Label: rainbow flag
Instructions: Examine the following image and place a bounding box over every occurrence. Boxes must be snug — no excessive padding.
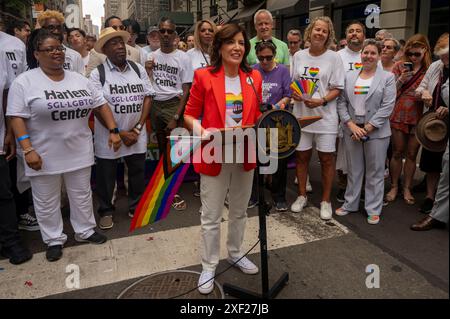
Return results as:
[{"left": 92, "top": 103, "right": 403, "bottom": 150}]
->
[{"left": 129, "top": 157, "right": 190, "bottom": 232}]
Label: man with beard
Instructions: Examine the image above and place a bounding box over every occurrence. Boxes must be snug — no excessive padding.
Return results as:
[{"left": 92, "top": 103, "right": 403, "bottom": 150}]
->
[{"left": 336, "top": 21, "right": 366, "bottom": 203}]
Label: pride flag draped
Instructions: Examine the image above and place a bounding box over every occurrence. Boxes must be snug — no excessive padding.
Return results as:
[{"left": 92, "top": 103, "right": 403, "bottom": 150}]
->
[
  {"left": 129, "top": 135, "right": 201, "bottom": 232},
  {"left": 129, "top": 157, "right": 189, "bottom": 232}
]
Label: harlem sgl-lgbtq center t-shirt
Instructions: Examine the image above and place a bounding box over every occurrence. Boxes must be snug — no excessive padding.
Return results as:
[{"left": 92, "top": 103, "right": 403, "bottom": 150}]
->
[
  {"left": 6, "top": 68, "right": 107, "bottom": 177},
  {"left": 90, "top": 60, "right": 155, "bottom": 159},
  {"left": 148, "top": 49, "right": 194, "bottom": 101}
]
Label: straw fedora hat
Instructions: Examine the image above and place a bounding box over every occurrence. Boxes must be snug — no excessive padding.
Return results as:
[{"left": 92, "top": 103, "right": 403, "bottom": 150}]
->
[
  {"left": 94, "top": 27, "right": 130, "bottom": 54},
  {"left": 416, "top": 111, "right": 448, "bottom": 152}
]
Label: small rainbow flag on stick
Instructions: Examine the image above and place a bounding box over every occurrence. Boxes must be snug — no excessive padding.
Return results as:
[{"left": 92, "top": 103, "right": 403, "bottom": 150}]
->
[{"left": 129, "top": 157, "right": 190, "bottom": 232}]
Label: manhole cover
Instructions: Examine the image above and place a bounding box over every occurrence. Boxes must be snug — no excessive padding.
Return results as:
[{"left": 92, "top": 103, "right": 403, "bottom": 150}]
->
[{"left": 117, "top": 270, "right": 224, "bottom": 299}]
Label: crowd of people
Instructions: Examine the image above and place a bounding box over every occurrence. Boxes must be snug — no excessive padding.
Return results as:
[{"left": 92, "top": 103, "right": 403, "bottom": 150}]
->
[{"left": 0, "top": 8, "right": 448, "bottom": 295}]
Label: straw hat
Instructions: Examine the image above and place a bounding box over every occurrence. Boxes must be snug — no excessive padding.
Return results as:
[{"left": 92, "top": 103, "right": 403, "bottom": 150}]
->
[
  {"left": 416, "top": 111, "right": 448, "bottom": 152},
  {"left": 94, "top": 27, "right": 130, "bottom": 54}
]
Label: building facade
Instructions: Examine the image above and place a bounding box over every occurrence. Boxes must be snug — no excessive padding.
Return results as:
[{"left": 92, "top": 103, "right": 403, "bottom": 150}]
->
[{"left": 189, "top": 0, "right": 448, "bottom": 47}]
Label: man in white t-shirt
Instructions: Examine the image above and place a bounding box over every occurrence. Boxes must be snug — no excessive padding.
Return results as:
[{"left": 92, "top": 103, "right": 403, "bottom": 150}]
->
[
  {"left": 0, "top": 29, "right": 39, "bottom": 231},
  {"left": 336, "top": 21, "right": 366, "bottom": 203},
  {"left": 145, "top": 17, "right": 193, "bottom": 210},
  {"left": 0, "top": 49, "right": 33, "bottom": 265},
  {"left": 90, "top": 27, "right": 155, "bottom": 229},
  {"left": 37, "top": 10, "right": 84, "bottom": 74},
  {"left": 0, "top": 31, "right": 27, "bottom": 78}
]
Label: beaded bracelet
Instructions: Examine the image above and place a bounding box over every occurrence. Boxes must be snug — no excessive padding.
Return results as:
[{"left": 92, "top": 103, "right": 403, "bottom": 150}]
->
[{"left": 22, "top": 147, "right": 35, "bottom": 156}]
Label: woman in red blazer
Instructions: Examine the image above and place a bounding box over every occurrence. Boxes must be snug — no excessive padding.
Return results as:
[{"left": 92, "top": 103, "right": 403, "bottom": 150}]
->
[{"left": 184, "top": 24, "right": 262, "bottom": 295}]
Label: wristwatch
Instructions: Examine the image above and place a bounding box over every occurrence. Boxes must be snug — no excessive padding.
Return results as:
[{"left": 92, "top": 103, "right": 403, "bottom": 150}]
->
[
  {"left": 109, "top": 127, "right": 120, "bottom": 134},
  {"left": 322, "top": 97, "right": 328, "bottom": 106},
  {"left": 134, "top": 123, "right": 143, "bottom": 132},
  {"left": 173, "top": 113, "right": 180, "bottom": 121}
]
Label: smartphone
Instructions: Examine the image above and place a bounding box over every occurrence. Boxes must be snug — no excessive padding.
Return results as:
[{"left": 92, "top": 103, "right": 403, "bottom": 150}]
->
[{"left": 403, "top": 62, "right": 413, "bottom": 72}]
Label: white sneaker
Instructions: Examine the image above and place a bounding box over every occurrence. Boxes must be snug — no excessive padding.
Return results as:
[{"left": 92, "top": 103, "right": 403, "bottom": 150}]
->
[
  {"left": 335, "top": 207, "right": 349, "bottom": 217},
  {"left": 306, "top": 176, "right": 313, "bottom": 193},
  {"left": 227, "top": 256, "right": 259, "bottom": 275},
  {"left": 291, "top": 196, "right": 307, "bottom": 213},
  {"left": 320, "top": 201, "right": 333, "bottom": 220},
  {"left": 198, "top": 270, "right": 215, "bottom": 294}
]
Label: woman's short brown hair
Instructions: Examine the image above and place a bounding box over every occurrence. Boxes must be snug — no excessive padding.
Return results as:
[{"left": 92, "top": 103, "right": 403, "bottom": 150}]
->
[
  {"left": 402, "top": 33, "right": 432, "bottom": 69},
  {"left": 210, "top": 23, "right": 251, "bottom": 73}
]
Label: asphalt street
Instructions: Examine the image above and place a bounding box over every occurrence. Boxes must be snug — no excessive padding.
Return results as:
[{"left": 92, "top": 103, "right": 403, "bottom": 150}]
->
[{"left": 0, "top": 152, "right": 448, "bottom": 300}]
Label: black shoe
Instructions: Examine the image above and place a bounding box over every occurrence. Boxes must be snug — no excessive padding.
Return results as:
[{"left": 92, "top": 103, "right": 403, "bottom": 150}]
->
[
  {"left": 46, "top": 245, "right": 63, "bottom": 262},
  {"left": 193, "top": 181, "right": 201, "bottom": 197},
  {"left": 274, "top": 201, "right": 288, "bottom": 212},
  {"left": 1, "top": 243, "right": 33, "bottom": 265},
  {"left": 419, "top": 198, "right": 434, "bottom": 214},
  {"left": 336, "top": 189, "right": 345, "bottom": 203},
  {"left": 75, "top": 231, "right": 107, "bottom": 244},
  {"left": 248, "top": 199, "right": 259, "bottom": 209}
]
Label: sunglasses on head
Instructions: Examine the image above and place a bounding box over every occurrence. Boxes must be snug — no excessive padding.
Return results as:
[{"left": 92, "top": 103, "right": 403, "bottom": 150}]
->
[
  {"left": 111, "top": 25, "right": 126, "bottom": 31},
  {"left": 257, "top": 55, "right": 274, "bottom": 62},
  {"left": 159, "top": 28, "right": 175, "bottom": 35},
  {"left": 406, "top": 51, "right": 422, "bottom": 57}
]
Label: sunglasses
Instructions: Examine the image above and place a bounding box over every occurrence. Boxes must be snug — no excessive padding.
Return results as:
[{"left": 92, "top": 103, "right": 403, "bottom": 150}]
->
[
  {"left": 200, "top": 28, "right": 214, "bottom": 33},
  {"left": 405, "top": 52, "right": 422, "bottom": 57},
  {"left": 111, "top": 25, "right": 126, "bottom": 31},
  {"left": 43, "top": 24, "right": 63, "bottom": 31},
  {"left": 257, "top": 55, "right": 274, "bottom": 62},
  {"left": 159, "top": 28, "right": 175, "bottom": 35},
  {"left": 37, "top": 46, "right": 66, "bottom": 54}
]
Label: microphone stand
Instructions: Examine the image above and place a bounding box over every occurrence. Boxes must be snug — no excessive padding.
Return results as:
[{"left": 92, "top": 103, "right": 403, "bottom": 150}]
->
[{"left": 222, "top": 142, "right": 289, "bottom": 299}]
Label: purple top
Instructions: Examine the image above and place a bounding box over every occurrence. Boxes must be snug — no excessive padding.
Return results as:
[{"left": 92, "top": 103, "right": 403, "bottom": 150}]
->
[{"left": 253, "top": 63, "right": 291, "bottom": 106}]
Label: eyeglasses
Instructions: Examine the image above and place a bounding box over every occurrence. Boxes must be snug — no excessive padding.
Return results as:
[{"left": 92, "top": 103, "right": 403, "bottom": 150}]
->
[
  {"left": 288, "top": 41, "right": 300, "bottom": 45},
  {"left": 257, "top": 55, "right": 274, "bottom": 62},
  {"left": 382, "top": 45, "right": 393, "bottom": 50},
  {"left": 111, "top": 25, "right": 126, "bottom": 31},
  {"left": 405, "top": 52, "right": 422, "bottom": 57},
  {"left": 159, "top": 28, "right": 175, "bottom": 35},
  {"left": 43, "top": 24, "right": 63, "bottom": 32},
  {"left": 37, "top": 46, "right": 66, "bottom": 54}
]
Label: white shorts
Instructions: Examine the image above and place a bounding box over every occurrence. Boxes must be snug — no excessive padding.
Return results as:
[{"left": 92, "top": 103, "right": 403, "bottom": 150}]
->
[{"left": 296, "top": 132, "right": 337, "bottom": 153}]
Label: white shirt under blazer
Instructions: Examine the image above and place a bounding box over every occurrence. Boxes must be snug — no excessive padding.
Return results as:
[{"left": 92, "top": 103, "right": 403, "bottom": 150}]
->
[{"left": 337, "top": 66, "right": 397, "bottom": 139}]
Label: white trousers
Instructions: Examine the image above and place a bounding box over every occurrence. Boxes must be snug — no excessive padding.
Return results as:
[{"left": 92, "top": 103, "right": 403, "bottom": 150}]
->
[
  {"left": 200, "top": 164, "right": 254, "bottom": 272},
  {"left": 29, "top": 167, "right": 96, "bottom": 246}
]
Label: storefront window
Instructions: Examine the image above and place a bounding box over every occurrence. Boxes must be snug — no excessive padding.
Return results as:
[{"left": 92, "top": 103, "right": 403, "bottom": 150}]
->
[{"left": 428, "top": 0, "right": 449, "bottom": 48}]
